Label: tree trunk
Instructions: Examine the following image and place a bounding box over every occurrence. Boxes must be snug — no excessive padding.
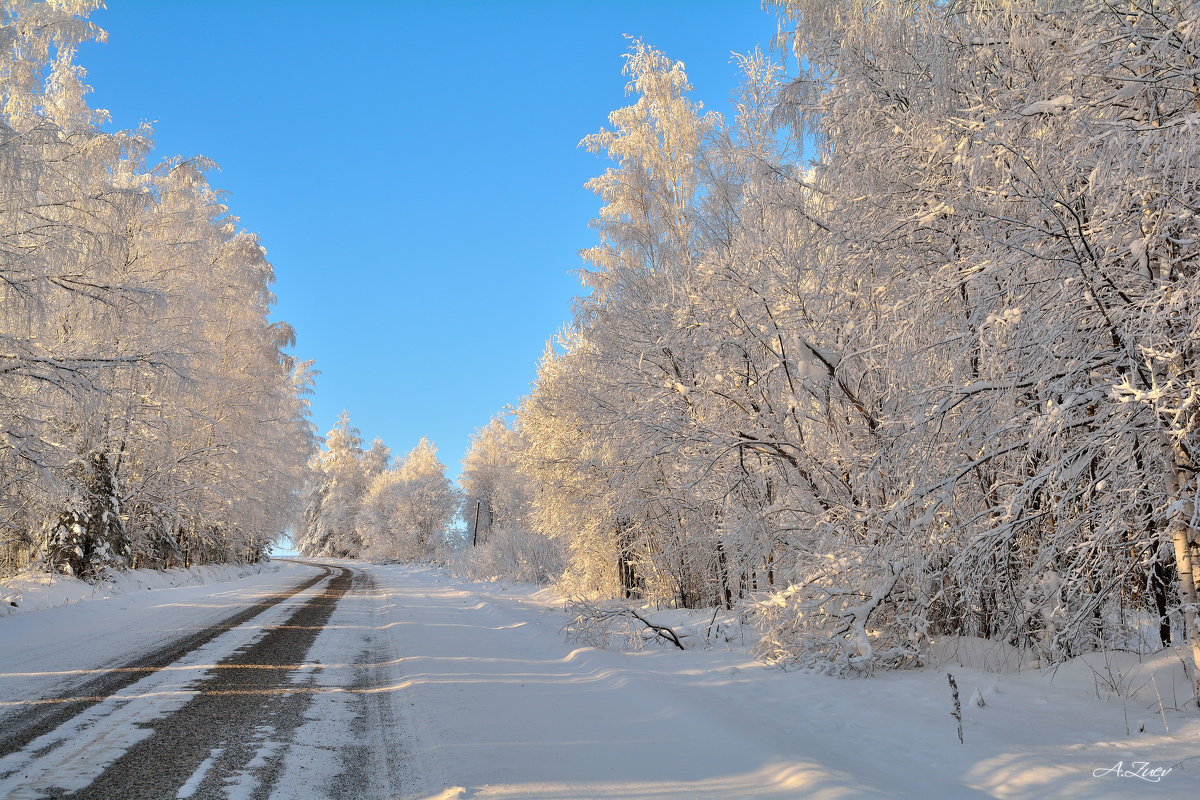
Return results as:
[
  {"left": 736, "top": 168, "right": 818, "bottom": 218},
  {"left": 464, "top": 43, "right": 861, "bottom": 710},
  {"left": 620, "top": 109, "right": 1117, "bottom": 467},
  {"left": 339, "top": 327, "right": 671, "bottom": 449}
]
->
[
  {"left": 1150, "top": 547, "right": 1175, "bottom": 647},
  {"left": 716, "top": 539, "right": 733, "bottom": 610},
  {"left": 1166, "top": 455, "right": 1200, "bottom": 706},
  {"left": 616, "top": 520, "right": 640, "bottom": 600}
]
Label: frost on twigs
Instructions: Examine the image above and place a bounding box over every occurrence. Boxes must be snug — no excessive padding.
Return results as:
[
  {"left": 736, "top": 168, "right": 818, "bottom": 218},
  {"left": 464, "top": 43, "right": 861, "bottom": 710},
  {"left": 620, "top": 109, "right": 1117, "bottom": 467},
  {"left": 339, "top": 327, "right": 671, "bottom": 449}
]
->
[
  {"left": 751, "top": 553, "right": 924, "bottom": 675},
  {"left": 1018, "top": 95, "right": 1074, "bottom": 116}
]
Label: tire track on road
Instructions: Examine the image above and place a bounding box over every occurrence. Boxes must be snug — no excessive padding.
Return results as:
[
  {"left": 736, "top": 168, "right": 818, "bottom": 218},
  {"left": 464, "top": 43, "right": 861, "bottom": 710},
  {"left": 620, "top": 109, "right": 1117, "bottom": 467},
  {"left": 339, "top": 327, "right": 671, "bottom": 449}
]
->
[
  {"left": 65, "top": 565, "right": 354, "bottom": 800},
  {"left": 0, "top": 564, "right": 332, "bottom": 759}
]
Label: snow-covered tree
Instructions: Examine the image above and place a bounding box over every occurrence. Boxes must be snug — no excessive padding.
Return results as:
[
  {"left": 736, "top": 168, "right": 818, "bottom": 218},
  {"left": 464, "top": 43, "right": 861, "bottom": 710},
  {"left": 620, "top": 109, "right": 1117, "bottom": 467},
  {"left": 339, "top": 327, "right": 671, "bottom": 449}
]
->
[
  {"left": 299, "top": 412, "right": 371, "bottom": 558},
  {"left": 748, "top": 0, "right": 1200, "bottom": 681},
  {"left": 43, "top": 452, "right": 130, "bottom": 579},
  {"left": 460, "top": 413, "right": 533, "bottom": 544},
  {"left": 299, "top": 419, "right": 458, "bottom": 564},
  {"left": 390, "top": 438, "right": 459, "bottom": 561},
  {"left": 454, "top": 413, "right": 563, "bottom": 583},
  {"left": 509, "top": 2, "right": 1200, "bottom": 689},
  {"left": 0, "top": 0, "right": 315, "bottom": 577}
]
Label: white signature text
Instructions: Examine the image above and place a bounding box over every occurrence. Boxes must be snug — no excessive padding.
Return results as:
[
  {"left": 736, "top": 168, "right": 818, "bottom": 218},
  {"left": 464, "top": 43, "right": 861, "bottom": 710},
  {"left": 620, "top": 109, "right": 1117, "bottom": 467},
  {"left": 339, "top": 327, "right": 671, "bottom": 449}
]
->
[{"left": 1091, "top": 761, "right": 1172, "bottom": 782}]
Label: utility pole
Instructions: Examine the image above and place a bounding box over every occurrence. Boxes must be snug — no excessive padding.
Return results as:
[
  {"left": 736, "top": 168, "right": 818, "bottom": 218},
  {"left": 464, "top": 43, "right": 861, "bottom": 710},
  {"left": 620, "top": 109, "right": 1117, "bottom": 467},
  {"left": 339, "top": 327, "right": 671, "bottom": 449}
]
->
[{"left": 471, "top": 499, "right": 481, "bottom": 547}]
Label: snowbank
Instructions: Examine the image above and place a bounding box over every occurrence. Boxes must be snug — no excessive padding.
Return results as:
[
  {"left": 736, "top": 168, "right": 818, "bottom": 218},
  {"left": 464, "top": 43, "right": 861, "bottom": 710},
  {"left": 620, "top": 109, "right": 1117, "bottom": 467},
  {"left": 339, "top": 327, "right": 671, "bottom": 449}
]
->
[{"left": 0, "top": 561, "right": 288, "bottom": 618}]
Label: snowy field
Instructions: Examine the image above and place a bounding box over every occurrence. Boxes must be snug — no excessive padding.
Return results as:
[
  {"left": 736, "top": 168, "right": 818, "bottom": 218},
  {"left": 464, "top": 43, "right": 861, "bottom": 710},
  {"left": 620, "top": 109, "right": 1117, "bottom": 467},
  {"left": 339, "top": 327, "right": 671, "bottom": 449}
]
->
[{"left": 1, "top": 560, "right": 1196, "bottom": 799}]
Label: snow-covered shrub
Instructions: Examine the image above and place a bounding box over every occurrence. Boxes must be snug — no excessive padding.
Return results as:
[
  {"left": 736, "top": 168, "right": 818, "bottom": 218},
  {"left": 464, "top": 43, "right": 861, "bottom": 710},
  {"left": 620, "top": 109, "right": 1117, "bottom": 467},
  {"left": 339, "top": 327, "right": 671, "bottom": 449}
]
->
[
  {"left": 450, "top": 525, "right": 564, "bottom": 585},
  {"left": 752, "top": 552, "right": 926, "bottom": 675}
]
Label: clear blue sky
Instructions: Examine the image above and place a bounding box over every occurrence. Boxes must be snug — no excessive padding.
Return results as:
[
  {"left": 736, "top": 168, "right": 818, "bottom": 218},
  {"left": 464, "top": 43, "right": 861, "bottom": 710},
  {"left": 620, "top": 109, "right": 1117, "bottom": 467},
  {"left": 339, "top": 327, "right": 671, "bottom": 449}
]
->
[{"left": 81, "top": 1, "right": 783, "bottom": 481}]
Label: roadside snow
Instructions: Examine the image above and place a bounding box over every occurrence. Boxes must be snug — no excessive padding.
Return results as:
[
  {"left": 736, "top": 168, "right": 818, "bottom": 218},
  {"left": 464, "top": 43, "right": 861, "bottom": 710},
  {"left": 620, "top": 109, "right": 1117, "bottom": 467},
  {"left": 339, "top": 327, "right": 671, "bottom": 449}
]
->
[
  {"left": 0, "top": 561, "right": 297, "bottom": 618},
  {"left": 0, "top": 559, "right": 324, "bottom": 718},
  {"left": 2, "top": 560, "right": 1196, "bottom": 799},
  {"left": 300, "top": 564, "right": 1198, "bottom": 800}
]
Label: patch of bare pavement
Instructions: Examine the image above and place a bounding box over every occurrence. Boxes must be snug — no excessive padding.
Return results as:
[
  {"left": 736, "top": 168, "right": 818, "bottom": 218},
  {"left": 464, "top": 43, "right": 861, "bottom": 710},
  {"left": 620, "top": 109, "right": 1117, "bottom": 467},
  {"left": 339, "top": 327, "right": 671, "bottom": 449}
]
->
[
  {"left": 0, "top": 565, "right": 334, "bottom": 760},
  {"left": 0, "top": 563, "right": 389, "bottom": 800}
]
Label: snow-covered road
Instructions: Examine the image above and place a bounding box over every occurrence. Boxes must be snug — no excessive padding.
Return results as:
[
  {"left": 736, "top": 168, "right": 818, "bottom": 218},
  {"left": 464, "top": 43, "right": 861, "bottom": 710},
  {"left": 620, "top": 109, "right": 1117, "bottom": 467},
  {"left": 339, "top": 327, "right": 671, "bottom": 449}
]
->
[{"left": 1, "top": 560, "right": 1195, "bottom": 799}]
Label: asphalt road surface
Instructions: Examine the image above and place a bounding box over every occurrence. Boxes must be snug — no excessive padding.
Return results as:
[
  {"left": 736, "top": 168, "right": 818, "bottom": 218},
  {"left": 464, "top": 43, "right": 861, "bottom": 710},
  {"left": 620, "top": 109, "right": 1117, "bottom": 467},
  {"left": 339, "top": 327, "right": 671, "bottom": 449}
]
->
[{"left": 0, "top": 563, "right": 399, "bottom": 800}]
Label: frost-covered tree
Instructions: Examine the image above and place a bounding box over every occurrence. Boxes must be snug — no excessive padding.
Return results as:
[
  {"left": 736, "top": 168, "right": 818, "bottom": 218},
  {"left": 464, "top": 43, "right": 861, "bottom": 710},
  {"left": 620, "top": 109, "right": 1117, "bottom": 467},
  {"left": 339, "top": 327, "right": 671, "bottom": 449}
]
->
[
  {"left": 460, "top": 413, "right": 533, "bottom": 544},
  {"left": 510, "top": 1, "right": 1200, "bottom": 690},
  {"left": 356, "top": 467, "right": 402, "bottom": 558},
  {"left": 455, "top": 412, "right": 563, "bottom": 583},
  {"left": 391, "top": 438, "right": 459, "bottom": 561},
  {"left": 517, "top": 335, "right": 623, "bottom": 596},
  {"left": 299, "top": 412, "right": 371, "bottom": 558},
  {"left": 533, "top": 38, "right": 728, "bottom": 604},
  {"left": 0, "top": 0, "right": 314, "bottom": 577},
  {"left": 752, "top": 0, "right": 1200, "bottom": 681},
  {"left": 299, "top": 420, "right": 457, "bottom": 564}
]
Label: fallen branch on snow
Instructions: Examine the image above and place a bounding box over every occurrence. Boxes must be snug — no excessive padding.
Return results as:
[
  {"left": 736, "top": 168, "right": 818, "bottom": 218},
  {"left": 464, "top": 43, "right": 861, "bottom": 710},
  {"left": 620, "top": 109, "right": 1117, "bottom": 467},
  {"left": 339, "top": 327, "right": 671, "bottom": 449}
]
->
[
  {"left": 628, "top": 608, "right": 685, "bottom": 650},
  {"left": 563, "top": 598, "right": 687, "bottom": 651}
]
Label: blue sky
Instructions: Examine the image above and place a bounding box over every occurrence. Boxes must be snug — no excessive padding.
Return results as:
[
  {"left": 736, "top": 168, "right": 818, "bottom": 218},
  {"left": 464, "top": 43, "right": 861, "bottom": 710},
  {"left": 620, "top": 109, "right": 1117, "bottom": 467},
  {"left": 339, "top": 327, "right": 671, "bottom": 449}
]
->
[{"left": 81, "top": 1, "right": 783, "bottom": 481}]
